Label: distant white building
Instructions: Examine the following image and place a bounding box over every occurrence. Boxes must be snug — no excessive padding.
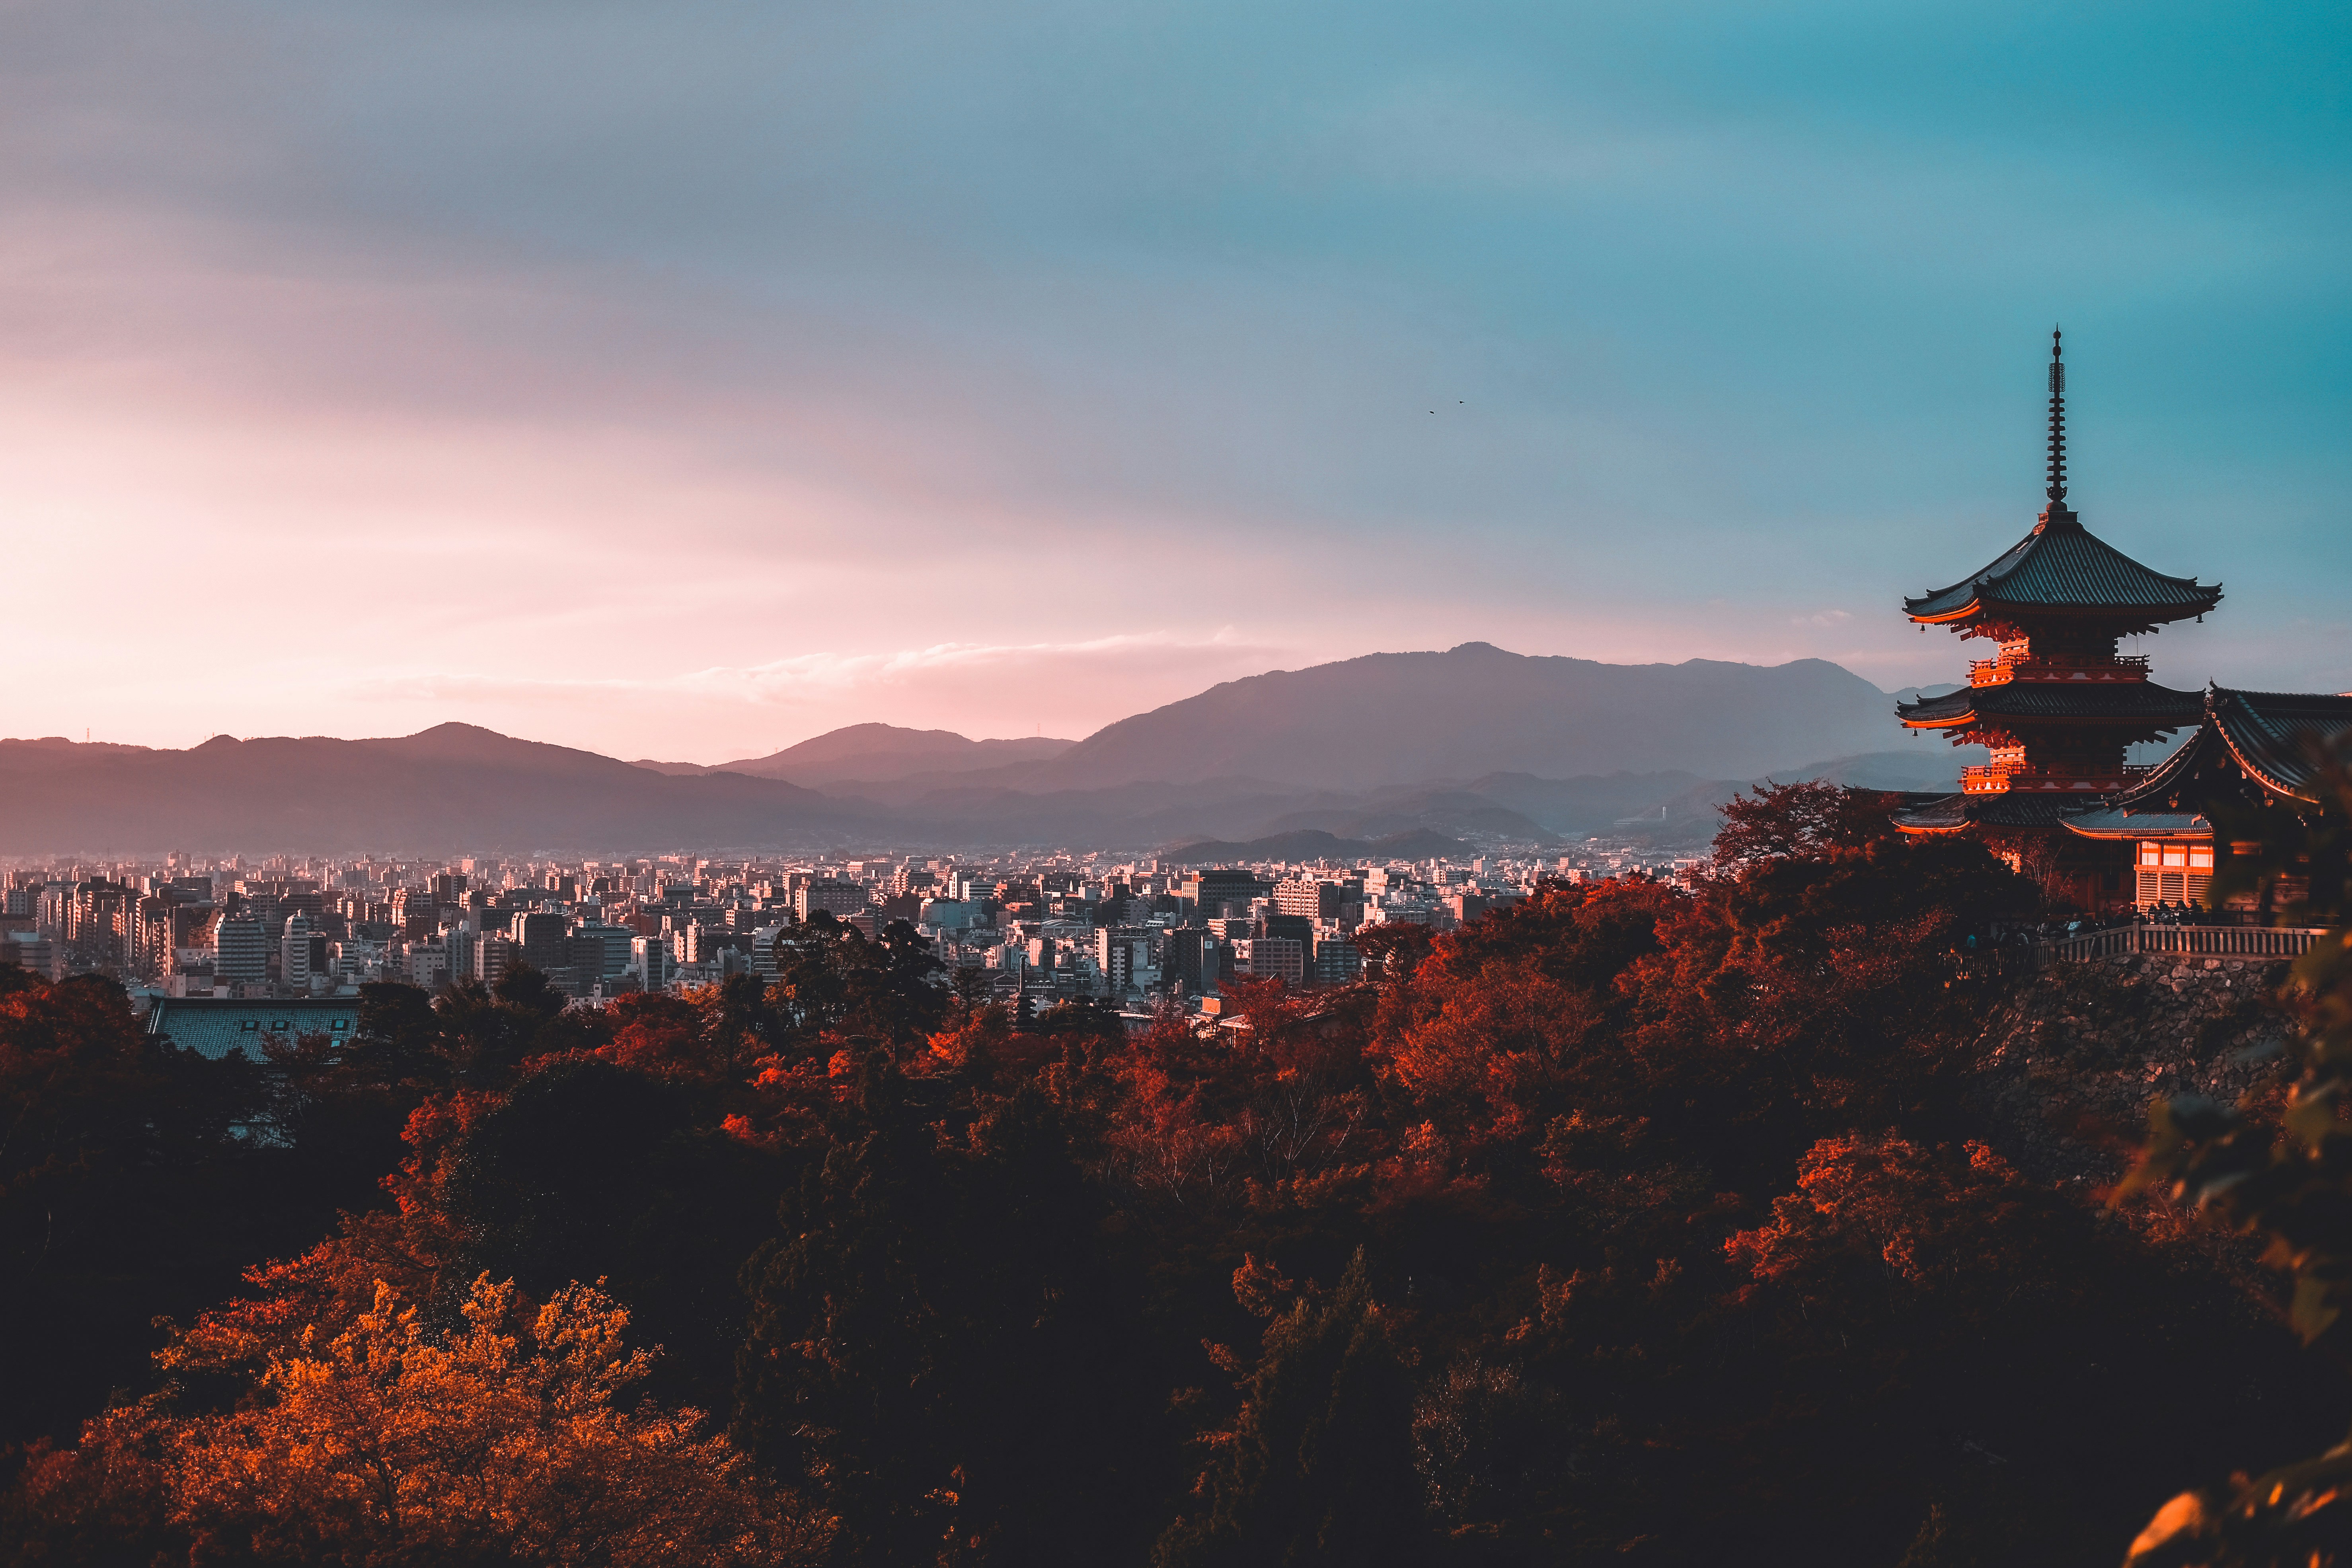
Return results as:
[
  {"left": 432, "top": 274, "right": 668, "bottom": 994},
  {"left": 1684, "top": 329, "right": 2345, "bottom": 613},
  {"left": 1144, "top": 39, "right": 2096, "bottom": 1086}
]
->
[
  {"left": 279, "top": 913, "right": 316, "bottom": 989},
  {"left": 215, "top": 914, "right": 268, "bottom": 991}
]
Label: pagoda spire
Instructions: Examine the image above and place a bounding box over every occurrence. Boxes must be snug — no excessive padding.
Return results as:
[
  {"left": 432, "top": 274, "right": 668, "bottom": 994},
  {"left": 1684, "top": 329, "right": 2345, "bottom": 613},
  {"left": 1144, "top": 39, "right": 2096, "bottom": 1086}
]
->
[{"left": 2045, "top": 326, "right": 2067, "bottom": 504}]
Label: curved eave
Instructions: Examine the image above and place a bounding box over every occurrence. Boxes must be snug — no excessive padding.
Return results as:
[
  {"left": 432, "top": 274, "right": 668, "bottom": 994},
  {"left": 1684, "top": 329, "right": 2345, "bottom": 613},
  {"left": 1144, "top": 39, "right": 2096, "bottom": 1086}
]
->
[
  {"left": 2061, "top": 808, "right": 2211, "bottom": 841},
  {"left": 1904, "top": 595, "right": 2221, "bottom": 630},
  {"left": 1896, "top": 682, "right": 2206, "bottom": 732},
  {"left": 1895, "top": 707, "right": 2198, "bottom": 732},
  {"left": 1890, "top": 793, "right": 1973, "bottom": 834},
  {"left": 1906, "top": 598, "right": 1986, "bottom": 626},
  {"left": 2114, "top": 688, "right": 2350, "bottom": 813},
  {"left": 2214, "top": 717, "right": 2326, "bottom": 808},
  {"left": 2112, "top": 725, "right": 2213, "bottom": 810}
]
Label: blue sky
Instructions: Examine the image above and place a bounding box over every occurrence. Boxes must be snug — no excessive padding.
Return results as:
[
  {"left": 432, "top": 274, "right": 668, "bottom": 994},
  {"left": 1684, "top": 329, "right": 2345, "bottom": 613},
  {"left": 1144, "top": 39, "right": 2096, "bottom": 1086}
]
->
[{"left": 3, "top": 0, "right": 2344, "bottom": 759}]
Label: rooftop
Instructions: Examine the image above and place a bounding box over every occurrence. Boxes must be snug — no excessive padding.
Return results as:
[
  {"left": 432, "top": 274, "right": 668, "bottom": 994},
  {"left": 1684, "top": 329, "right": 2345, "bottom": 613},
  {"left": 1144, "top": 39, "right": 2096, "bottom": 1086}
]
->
[
  {"left": 2118, "top": 687, "right": 2352, "bottom": 811},
  {"left": 1903, "top": 508, "right": 2221, "bottom": 627},
  {"left": 146, "top": 996, "right": 359, "bottom": 1062},
  {"left": 1897, "top": 680, "right": 2206, "bottom": 730}
]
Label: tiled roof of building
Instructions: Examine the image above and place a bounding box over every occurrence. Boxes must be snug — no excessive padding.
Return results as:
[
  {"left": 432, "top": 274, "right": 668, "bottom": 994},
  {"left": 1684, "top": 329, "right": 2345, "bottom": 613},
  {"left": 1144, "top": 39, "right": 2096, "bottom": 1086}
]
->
[
  {"left": 146, "top": 997, "right": 360, "bottom": 1062},
  {"left": 2118, "top": 688, "right": 2352, "bottom": 811},
  {"left": 1903, "top": 511, "right": 2221, "bottom": 625},
  {"left": 1896, "top": 681, "right": 2205, "bottom": 728},
  {"left": 1890, "top": 792, "right": 2101, "bottom": 834},
  {"left": 2059, "top": 806, "right": 2209, "bottom": 840}
]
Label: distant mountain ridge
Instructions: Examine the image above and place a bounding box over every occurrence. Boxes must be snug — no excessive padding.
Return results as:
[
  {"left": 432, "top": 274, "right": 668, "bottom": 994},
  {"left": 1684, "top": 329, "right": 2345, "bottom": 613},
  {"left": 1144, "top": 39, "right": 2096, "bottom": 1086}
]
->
[
  {"left": 0, "top": 724, "right": 861, "bottom": 855},
  {"left": 635, "top": 724, "right": 1074, "bottom": 785},
  {"left": 1009, "top": 644, "right": 1906, "bottom": 791}
]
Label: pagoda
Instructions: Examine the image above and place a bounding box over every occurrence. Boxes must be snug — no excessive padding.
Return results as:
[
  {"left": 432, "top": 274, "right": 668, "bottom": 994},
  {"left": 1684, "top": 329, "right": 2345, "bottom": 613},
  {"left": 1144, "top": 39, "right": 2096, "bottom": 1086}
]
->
[{"left": 1892, "top": 331, "right": 2221, "bottom": 905}]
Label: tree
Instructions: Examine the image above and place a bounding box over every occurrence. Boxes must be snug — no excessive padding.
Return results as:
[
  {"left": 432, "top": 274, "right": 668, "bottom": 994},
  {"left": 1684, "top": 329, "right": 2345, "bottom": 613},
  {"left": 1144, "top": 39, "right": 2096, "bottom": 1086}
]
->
[
  {"left": 1, "top": 973, "right": 269, "bottom": 1447},
  {"left": 735, "top": 1057, "right": 1139, "bottom": 1566},
  {"left": 1712, "top": 779, "right": 1907, "bottom": 868},
  {"left": 1154, "top": 1249, "right": 1426, "bottom": 1568},
  {"left": 768, "top": 917, "right": 946, "bottom": 1053},
  {"left": 4, "top": 1274, "right": 829, "bottom": 1567}
]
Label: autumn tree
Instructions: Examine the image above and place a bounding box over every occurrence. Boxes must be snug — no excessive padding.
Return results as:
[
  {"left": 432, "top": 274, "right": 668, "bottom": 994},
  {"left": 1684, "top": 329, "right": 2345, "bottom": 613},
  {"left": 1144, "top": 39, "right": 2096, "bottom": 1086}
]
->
[{"left": 4, "top": 1274, "right": 828, "bottom": 1567}]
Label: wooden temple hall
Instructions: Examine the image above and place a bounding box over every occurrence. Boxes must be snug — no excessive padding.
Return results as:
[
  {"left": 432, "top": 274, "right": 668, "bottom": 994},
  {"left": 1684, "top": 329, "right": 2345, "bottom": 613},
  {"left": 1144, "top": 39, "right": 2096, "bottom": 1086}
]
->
[{"left": 1892, "top": 330, "right": 2352, "bottom": 913}]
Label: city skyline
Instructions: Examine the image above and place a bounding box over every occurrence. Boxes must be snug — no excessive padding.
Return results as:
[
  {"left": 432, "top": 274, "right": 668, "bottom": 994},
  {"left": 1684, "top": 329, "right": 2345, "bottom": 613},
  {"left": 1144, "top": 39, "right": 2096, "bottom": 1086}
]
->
[{"left": 6, "top": 2, "right": 2347, "bottom": 762}]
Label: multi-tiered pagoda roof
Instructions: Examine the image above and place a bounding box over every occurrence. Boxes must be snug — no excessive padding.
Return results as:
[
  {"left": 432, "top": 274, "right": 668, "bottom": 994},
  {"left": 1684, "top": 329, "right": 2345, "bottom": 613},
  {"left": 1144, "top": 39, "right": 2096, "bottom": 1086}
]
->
[
  {"left": 1901, "top": 513, "right": 2221, "bottom": 630},
  {"left": 1892, "top": 331, "right": 2221, "bottom": 837}
]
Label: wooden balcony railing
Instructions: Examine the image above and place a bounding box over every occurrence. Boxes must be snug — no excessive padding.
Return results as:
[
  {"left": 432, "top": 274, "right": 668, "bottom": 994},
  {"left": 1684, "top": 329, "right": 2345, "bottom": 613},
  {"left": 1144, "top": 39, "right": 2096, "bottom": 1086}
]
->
[
  {"left": 2034, "top": 925, "right": 2327, "bottom": 965},
  {"left": 1968, "top": 654, "right": 2151, "bottom": 687},
  {"left": 1961, "top": 762, "right": 2156, "bottom": 795}
]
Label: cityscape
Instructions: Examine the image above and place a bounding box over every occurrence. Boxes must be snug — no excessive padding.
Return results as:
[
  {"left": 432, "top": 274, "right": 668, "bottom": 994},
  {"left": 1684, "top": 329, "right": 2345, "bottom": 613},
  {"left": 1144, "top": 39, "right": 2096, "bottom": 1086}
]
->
[{"left": 4, "top": 841, "right": 1706, "bottom": 1019}]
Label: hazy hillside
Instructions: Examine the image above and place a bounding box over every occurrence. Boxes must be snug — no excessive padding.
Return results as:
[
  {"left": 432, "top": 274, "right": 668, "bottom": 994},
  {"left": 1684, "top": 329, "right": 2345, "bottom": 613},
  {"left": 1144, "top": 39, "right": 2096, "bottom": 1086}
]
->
[
  {"left": 0, "top": 725, "right": 863, "bottom": 855},
  {"left": 683, "top": 724, "right": 1076, "bottom": 785},
  {"left": 1161, "top": 828, "right": 1468, "bottom": 865},
  {"left": 1018, "top": 644, "right": 1904, "bottom": 791}
]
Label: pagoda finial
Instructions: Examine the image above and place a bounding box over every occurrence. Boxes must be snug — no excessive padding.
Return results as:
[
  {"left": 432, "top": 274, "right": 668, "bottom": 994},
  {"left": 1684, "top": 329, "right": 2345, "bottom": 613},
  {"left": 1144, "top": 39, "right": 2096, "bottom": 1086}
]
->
[{"left": 2044, "top": 326, "right": 2067, "bottom": 504}]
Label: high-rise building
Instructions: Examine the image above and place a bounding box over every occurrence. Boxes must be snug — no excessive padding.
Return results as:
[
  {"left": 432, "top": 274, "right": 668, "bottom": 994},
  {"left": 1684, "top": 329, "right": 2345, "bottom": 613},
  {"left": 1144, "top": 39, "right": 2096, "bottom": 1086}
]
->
[
  {"left": 748, "top": 925, "right": 790, "bottom": 983},
  {"left": 1230, "top": 936, "right": 1304, "bottom": 986},
  {"left": 1312, "top": 935, "right": 1363, "bottom": 986},
  {"left": 1, "top": 933, "right": 55, "bottom": 979},
  {"left": 569, "top": 921, "right": 633, "bottom": 981},
  {"left": 1182, "top": 869, "right": 1270, "bottom": 921},
  {"left": 511, "top": 911, "right": 568, "bottom": 973},
  {"left": 279, "top": 912, "right": 316, "bottom": 989},
  {"left": 475, "top": 933, "right": 516, "bottom": 986},
  {"left": 796, "top": 880, "right": 869, "bottom": 921},
  {"left": 1163, "top": 927, "right": 1220, "bottom": 995},
  {"left": 1273, "top": 878, "right": 1344, "bottom": 920},
  {"left": 1094, "top": 927, "right": 1153, "bottom": 995},
  {"left": 215, "top": 914, "right": 268, "bottom": 991}
]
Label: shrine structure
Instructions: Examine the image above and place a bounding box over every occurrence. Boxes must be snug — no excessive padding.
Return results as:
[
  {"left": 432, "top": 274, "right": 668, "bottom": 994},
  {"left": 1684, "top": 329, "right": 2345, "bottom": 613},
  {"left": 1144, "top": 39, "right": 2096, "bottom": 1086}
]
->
[{"left": 1891, "top": 331, "right": 2221, "bottom": 907}]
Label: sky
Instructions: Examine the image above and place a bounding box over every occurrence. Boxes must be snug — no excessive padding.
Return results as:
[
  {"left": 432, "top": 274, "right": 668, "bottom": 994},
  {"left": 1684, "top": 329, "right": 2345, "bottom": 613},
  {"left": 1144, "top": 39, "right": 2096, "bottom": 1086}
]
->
[{"left": 2, "top": 0, "right": 2346, "bottom": 763}]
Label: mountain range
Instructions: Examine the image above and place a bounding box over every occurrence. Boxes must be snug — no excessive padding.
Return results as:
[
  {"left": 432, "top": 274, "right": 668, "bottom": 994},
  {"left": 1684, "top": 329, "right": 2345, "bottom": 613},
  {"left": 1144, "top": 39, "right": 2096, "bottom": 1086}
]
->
[
  {"left": 1002, "top": 643, "right": 1903, "bottom": 790},
  {"left": 0, "top": 646, "right": 1975, "bottom": 854}
]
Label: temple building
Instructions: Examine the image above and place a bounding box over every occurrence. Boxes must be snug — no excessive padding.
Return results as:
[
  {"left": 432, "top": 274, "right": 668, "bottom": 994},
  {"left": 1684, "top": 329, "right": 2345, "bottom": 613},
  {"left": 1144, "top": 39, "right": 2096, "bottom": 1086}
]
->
[
  {"left": 1891, "top": 331, "right": 2223, "bottom": 907},
  {"left": 2062, "top": 685, "right": 2352, "bottom": 910}
]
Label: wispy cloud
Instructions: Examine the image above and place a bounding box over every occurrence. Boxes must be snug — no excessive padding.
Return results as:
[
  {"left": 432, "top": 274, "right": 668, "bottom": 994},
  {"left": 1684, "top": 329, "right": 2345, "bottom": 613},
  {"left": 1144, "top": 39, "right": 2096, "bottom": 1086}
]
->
[{"left": 1790, "top": 609, "right": 1853, "bottom": 628}]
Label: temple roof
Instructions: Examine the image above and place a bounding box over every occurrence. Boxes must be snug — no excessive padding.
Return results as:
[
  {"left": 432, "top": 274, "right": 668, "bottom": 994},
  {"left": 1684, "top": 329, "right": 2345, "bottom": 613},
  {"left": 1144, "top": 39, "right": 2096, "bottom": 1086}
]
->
[
  {"left": 1903, "top": 509, "right": 2222, "bottom": 626},
  {"left": 2060, "top": 806, "right": 2209, "bottom": 841},
  {"left": 1896, "top": 680, "right": 2205, "bottom": 730},
  {"left": 2115, "top": 687, "right": 2352, "bottom": 811},
  {"left": 1892, "top": 792, "right": 2108, "bottom": 834}
]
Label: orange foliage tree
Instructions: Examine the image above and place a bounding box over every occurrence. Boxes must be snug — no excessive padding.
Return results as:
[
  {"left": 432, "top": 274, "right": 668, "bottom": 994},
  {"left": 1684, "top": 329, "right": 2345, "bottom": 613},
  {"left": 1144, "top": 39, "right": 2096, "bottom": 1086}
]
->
[{"left": 6, "top": 1274, "right": 828, "bottom": 1567}]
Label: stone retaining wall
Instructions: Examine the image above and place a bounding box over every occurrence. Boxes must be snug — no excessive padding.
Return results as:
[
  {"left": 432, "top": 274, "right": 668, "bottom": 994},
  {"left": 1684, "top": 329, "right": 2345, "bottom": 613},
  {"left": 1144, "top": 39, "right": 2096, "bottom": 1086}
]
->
[{"left": 1970, "top": 952, "right": 2297, "bottom": 1184}]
